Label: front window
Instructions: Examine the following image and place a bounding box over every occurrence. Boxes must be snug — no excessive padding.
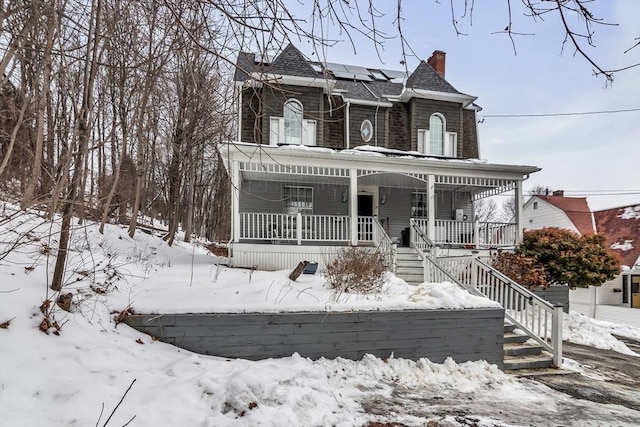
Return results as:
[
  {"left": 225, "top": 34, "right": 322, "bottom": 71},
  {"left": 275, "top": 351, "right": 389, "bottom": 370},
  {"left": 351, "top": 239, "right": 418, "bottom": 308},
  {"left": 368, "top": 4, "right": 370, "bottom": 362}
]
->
[
  {"left": 284, "top": 186, "right": 313, "bottom": 215},
  {"left": 411, "top": 192, "right": 428, "bottom": 218},
  {"left": 283, "top": 99, "right": 303, "bottom": 145},
  {"left": 429, "top": 114, "right": 444, "bottom": 156},
  {"left": 270, "top": 99, "right": 316, "bottom": 145},
  {"left": 417, "top": 113, "right": 457, "bottom": 157}
]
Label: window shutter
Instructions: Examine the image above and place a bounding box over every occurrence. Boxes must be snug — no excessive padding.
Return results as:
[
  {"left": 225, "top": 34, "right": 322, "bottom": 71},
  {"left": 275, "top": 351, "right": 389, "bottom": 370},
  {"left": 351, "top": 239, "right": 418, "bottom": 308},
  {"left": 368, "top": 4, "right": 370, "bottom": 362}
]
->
[
  {"left": 418, "top": 130, "right": 429, "bottom": 153},
  {"left": 303, "top": 119, "right": 316, "bottom": 146},
  {"left": 270, "top": 117, "right": 281, "bottom": 145},
  {"left": 446, "top": 132, "right": 457, "bottom": 157}
]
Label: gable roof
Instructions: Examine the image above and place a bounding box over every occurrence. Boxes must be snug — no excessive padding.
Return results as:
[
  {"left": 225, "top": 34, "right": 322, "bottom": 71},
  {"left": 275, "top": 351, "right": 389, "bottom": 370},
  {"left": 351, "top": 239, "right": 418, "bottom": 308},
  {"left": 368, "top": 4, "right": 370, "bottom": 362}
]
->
[
  {"left": 536, "top": 195, "right": 596, "bottom": 235},
  {"left": 406, "top": 60, "right": 461, "bottom": 94},
  {"left": 268, "top": 44, "right": 319, "bottom": 79},
  {"left": 593, "top": 205, "right": 640, "bottom": 269}
]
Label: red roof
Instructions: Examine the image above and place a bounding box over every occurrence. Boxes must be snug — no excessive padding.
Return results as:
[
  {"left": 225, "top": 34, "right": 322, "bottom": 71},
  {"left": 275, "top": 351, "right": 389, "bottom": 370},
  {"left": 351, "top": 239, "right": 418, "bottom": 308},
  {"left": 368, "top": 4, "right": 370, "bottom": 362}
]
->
[
  {"left": 593, "top": 205, "right": 640, "bottom": 268},
  {"left": 541, "top": 196, "right": 596, "bottom": 236}
]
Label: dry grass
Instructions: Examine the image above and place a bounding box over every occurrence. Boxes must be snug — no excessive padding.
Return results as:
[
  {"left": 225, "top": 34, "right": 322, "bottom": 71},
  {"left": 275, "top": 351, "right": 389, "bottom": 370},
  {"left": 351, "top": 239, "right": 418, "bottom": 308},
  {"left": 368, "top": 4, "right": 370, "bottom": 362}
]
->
[{"left": 324, "top": 247, "right": 387, "bottom": 295}]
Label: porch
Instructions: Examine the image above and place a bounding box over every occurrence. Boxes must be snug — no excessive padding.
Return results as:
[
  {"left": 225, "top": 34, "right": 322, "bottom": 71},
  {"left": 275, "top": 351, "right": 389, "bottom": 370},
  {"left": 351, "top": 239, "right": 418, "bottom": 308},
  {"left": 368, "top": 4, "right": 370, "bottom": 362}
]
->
[{"left": 224, "top": 143, "right": 539, "bottom": 270}]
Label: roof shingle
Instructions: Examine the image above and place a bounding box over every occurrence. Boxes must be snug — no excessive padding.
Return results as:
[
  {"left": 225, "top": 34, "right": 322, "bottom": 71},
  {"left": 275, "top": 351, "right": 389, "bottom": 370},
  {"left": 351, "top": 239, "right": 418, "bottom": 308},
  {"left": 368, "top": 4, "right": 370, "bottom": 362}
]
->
[{"left": 594, "top": 205, "right": 640, "bottom": 268}]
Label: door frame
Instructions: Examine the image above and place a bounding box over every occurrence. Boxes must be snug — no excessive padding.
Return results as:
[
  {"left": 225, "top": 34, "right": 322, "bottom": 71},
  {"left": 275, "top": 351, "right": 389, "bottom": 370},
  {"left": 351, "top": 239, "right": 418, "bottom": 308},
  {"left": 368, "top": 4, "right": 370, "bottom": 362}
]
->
[{"left": 358, "top": 186, "right": 379, "bottom": 217}]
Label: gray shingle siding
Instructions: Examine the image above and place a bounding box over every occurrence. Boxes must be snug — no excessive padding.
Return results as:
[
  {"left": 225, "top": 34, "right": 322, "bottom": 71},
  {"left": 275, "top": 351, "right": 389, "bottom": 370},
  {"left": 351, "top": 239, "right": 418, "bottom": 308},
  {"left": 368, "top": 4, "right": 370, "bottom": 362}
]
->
[
  {"left": 409, "top": 98, "right": 463, "bottom": 152},
  {"left": 349, "top": 104, "right": 388, "bottom": 148},
  {"left": 235, "top": 45, "right": 480, "bottom": 157}
]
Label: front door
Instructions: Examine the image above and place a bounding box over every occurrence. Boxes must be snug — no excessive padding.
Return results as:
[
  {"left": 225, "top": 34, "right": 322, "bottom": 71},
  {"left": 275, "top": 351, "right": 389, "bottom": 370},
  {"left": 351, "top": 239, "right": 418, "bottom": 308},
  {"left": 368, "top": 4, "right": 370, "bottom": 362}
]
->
[
  {"left": 358, "top": 194, "right": 373, "bottom": 241},
  {"left": 632, "top": 275, "right": 640, "bottom": 309}
]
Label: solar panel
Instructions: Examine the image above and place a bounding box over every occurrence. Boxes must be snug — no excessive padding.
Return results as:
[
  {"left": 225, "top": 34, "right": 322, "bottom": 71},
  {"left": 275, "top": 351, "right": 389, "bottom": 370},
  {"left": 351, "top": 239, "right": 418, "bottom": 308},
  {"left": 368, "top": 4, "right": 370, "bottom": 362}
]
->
[
  {"left": 369, "top": 70, "right": 387, "bottom": 81},
  {"left": 255, "top": 53, "right": 274, "bottom": 64},
  {"left": 380, "top": 69, "right": 405, "bottom": 80},
  {"left": 332, "top": 71, "right": 373, "bottom": 82},
  {"left": 343, "top": 64, "right": 369, "bottom": 75},
  {"left": 325, "top": 62, "right": 348, "bottom": 72}
]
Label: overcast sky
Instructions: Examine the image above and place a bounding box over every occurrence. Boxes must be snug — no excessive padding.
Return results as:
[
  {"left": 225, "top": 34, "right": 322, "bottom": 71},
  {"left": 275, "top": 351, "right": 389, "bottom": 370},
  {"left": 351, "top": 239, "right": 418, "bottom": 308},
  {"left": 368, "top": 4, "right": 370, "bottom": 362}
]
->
[{"left": 285, "top": 0, "right": 640, "bottom": 211}]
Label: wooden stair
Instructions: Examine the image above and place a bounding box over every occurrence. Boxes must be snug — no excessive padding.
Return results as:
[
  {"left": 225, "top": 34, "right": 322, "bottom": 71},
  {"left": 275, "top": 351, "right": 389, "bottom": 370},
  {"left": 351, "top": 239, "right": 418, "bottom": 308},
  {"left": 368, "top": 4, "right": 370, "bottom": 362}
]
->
[
  {"left": 394, "top": 247, "right": 424, "bottom": 285},
  {"left": 503, "top": 323, "right": 554, "bottom": 371}
]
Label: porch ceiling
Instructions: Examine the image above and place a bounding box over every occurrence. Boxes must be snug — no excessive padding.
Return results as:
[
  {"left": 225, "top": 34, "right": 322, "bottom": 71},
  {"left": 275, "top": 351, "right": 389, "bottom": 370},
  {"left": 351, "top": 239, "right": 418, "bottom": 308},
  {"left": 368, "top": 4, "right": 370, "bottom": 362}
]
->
[{"left": 241, "top": 170, "right": 347, "bottom": 185}]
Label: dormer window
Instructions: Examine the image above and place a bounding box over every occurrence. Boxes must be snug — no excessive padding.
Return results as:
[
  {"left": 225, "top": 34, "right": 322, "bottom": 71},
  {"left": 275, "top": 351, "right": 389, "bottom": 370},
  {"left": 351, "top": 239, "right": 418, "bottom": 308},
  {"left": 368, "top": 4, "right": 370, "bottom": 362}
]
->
[
  {"left": 417, "top": 113, "right": 457, "bottom": 157},
  {"left": 270, "top": 99, "right": 316, "bottom": 146}
]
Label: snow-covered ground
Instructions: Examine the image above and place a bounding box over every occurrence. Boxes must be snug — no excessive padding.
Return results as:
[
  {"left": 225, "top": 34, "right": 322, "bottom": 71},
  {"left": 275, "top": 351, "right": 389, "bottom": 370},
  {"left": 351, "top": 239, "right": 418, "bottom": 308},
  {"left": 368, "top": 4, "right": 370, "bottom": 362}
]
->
[{"left": 1, "top": 201, "right": 639, "bottom": 426}]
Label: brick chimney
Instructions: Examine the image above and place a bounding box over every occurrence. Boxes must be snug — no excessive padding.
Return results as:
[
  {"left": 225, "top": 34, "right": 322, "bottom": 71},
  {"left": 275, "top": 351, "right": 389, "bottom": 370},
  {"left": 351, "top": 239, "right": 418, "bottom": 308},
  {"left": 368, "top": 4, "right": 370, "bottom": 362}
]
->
[
  {"left": 552, "top": 190, "right": 564, "bottom": 197},
  {"left": 427, "top": 50, "right": 446, "bottom": 78}
]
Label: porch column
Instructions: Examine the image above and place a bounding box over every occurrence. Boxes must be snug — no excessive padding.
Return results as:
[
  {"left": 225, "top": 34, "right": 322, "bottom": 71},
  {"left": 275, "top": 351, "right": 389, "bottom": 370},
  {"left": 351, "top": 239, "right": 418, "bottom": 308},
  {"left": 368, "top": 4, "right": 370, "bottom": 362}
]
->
[
  {"left": 350, "top": 168, "right": 358, "bottom": 246},
  {"left": 427, "top": 174, "right": 435, "bottom": 241},
  {"left": 514, "top": 179, "right": 524, "bottom": 244},
  {"left": 231, "top": 159, "right": 241, "bottom": 243}
]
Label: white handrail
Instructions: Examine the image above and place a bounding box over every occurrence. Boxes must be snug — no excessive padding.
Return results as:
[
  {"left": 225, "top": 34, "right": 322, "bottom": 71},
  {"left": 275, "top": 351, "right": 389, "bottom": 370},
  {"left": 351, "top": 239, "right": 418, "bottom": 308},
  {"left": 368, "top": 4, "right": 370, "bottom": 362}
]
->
[
  {"left": 409, "top": 218, "right": 435, "bottom": 254},
  {"left": 437, "top": 255, "right": 563, "bottom": 367},
  {"left": 372, "top": 217, "right": 396, "bottom": 272}
]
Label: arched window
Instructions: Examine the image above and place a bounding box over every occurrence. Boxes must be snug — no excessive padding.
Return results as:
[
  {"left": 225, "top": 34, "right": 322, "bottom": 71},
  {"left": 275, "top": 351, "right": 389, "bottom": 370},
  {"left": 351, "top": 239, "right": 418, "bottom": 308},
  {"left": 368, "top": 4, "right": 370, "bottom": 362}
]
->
[
  {"left": 417, "top": 113, "right": 457, "bottom": 157},
  {"left": 429, "top": 114, "right": 445, "bottom": 156},
  {"left": 283, "top": 99, "right": 303, "bottom": 145}
]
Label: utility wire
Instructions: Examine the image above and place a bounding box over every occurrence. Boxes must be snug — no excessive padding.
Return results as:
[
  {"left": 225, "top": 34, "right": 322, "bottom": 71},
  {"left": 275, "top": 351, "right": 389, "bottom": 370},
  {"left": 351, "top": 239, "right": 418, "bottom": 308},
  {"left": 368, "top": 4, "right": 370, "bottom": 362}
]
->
[{"left": 481, "top": 107, "right": 640, "bottom": 119}]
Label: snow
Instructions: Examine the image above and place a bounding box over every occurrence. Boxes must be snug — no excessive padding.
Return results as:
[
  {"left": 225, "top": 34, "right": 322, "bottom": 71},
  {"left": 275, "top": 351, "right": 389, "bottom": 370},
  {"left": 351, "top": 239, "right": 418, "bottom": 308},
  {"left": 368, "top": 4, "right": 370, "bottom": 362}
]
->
[
  {"left": 610, "top": 239, "right": 634, "bottom": 251},
  {"left": 2, "top": 201, "right": 640, "bottom": 426},
  {"left": 618, "top": 205, "right": 640, "bottom": 220},
  {"left": 564, "top": 311, "right": 640, "bottom": 356}
]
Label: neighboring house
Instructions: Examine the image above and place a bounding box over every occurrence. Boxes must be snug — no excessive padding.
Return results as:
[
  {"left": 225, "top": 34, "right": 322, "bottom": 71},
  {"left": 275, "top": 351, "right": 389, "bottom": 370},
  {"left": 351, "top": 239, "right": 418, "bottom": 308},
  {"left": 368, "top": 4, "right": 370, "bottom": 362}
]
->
[
  {"left": 522, "top": 190, "right": 595, "bottom": 236},
  {"left": 224, "top": 43, "right": 540, "bottom": 273},
  {"left": 523, "top": 195, "right": 640, "bottom": 327}
]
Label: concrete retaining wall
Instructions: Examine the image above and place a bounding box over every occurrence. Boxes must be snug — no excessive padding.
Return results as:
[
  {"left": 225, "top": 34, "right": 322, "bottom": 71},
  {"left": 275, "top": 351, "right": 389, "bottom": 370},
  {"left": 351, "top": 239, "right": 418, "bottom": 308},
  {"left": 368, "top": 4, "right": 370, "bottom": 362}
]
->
[{"left": 125, "top": 308, "right": 505, "bottom": 367}]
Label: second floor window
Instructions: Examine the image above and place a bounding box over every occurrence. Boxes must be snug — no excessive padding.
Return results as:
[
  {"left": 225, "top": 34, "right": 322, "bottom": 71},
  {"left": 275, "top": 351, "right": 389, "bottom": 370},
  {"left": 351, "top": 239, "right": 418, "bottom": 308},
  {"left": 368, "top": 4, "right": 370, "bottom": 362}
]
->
[
  {"left": 418, "top": 113, "right": 457, "bottom": 157},
  {"left": 283, "top": 99, "right": 303, "bottom": 145},
  {"left": 270, "top": 98, "right": 316, "bottom": 146}
]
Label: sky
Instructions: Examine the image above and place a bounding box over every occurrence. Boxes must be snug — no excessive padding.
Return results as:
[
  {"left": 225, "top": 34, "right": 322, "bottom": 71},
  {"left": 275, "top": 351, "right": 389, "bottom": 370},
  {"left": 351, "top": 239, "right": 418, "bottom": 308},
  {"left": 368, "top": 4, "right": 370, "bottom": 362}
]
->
[{"left": 284, "top": 0, "right": 640, "bottom": 211}]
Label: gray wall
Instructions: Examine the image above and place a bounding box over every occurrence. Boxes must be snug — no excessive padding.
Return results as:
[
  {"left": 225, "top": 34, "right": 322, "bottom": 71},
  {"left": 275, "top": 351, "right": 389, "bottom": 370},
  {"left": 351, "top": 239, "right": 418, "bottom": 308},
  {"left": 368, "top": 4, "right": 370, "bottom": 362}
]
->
[
  {"left": 240, "top": 180, "right": 349, "bottom": 216},
  {"left": 349, "top": 104, "right": 388, "bottom": 148},
  {"left": 532, "top": 285, "right": 570, "bottom": 313},
  {"left": 125, "top": 308, "right": 505, "bottom": 366}
]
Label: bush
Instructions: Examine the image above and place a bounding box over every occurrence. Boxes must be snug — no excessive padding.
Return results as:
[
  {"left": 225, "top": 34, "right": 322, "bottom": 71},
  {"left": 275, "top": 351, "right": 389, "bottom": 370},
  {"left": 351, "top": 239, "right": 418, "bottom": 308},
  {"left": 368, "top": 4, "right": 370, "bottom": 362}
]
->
[
  {"left": 516, "top": 228, "right": 620, "bottom": 288},
  {"left": 491, "top": 251, "right": 548, "bottom": 289},
  {"left": 324, "top": 247, "right": 387, "bottom": 294}
]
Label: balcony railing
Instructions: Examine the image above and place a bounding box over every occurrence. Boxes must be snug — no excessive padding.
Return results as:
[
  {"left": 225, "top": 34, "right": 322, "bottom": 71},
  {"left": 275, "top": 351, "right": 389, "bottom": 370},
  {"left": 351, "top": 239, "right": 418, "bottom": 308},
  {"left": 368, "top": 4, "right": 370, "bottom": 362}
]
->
[{"left": 414, "top": 220, "right": 517, "bottom": 248}]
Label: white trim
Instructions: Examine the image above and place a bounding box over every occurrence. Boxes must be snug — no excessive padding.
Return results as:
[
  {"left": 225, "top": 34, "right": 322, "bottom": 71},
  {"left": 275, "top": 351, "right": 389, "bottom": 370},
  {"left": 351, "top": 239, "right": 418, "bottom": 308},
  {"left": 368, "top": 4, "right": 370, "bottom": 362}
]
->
[
  {"left": 350, "top": 169, "right": 358, "bottom": 245},
  {"left": 400, "top": 88, "right": 476, "bottom": 107},
  {"left": 223, "top": 142, "right": 540, "bottom": 178},
  {"left": 236, "top": 86, "right": 242, "bottom": 142},
  {"left": 247, "top": 72, "right": 335, "bottom": 93},
  {"left": 342, "top": 97, "right": 393, "bottom": 108}
]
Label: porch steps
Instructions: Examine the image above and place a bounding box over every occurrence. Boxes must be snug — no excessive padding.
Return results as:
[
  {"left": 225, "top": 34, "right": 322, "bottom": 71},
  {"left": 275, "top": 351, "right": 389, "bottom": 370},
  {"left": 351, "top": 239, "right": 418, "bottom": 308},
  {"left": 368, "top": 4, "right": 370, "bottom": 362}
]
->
[
  {"left": 503, "top": 323, "right": 553, "bottom": 371},
  {"left": 395, "top": 247, "right": 424, "bottom": 285}
]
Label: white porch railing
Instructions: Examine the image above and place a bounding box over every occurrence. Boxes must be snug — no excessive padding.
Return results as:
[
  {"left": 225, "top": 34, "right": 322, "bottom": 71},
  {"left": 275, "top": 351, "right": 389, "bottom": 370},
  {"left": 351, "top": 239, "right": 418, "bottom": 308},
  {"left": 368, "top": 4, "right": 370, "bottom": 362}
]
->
[
  {"left": 357, "top": 216, "right": 373, "bottom": 242},
  {"left": 240, "top": 213, "right": 350, "bottom": 243},
  {"left": 436, "top": 255, "right": 563, "bottom": 367},
  {"left": 301, "top": 215, "right": 349, "bottom": 241},
  {"left": 412, "top": 219, "right": 517, "bottom": 248},
  {"left": 478, "top": 222, "right": 517, "bottom": 247}
]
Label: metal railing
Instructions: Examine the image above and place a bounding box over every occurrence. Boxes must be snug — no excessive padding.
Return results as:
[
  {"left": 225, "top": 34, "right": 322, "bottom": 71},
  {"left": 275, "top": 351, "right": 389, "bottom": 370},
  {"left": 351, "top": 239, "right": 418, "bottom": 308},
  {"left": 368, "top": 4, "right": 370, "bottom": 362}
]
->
[{"left": 437, "top": 255, "right": 563, "bottom": 367}]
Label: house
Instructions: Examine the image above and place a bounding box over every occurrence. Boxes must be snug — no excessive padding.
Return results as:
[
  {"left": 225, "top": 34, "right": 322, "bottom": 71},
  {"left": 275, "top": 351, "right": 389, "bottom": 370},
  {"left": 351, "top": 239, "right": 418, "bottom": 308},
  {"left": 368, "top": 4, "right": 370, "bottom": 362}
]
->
[
  {"left": 219, "top": 44, "right": 565, "bottom": 369},
  {"left": 224, "top": 44, "right": 540, "bottom": 274},
  {"left": 523, "top": 194, "right": 640, "bottom": 327},
  {"left": 522, "top": 190, "right": 595, "bottom": 236}
]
